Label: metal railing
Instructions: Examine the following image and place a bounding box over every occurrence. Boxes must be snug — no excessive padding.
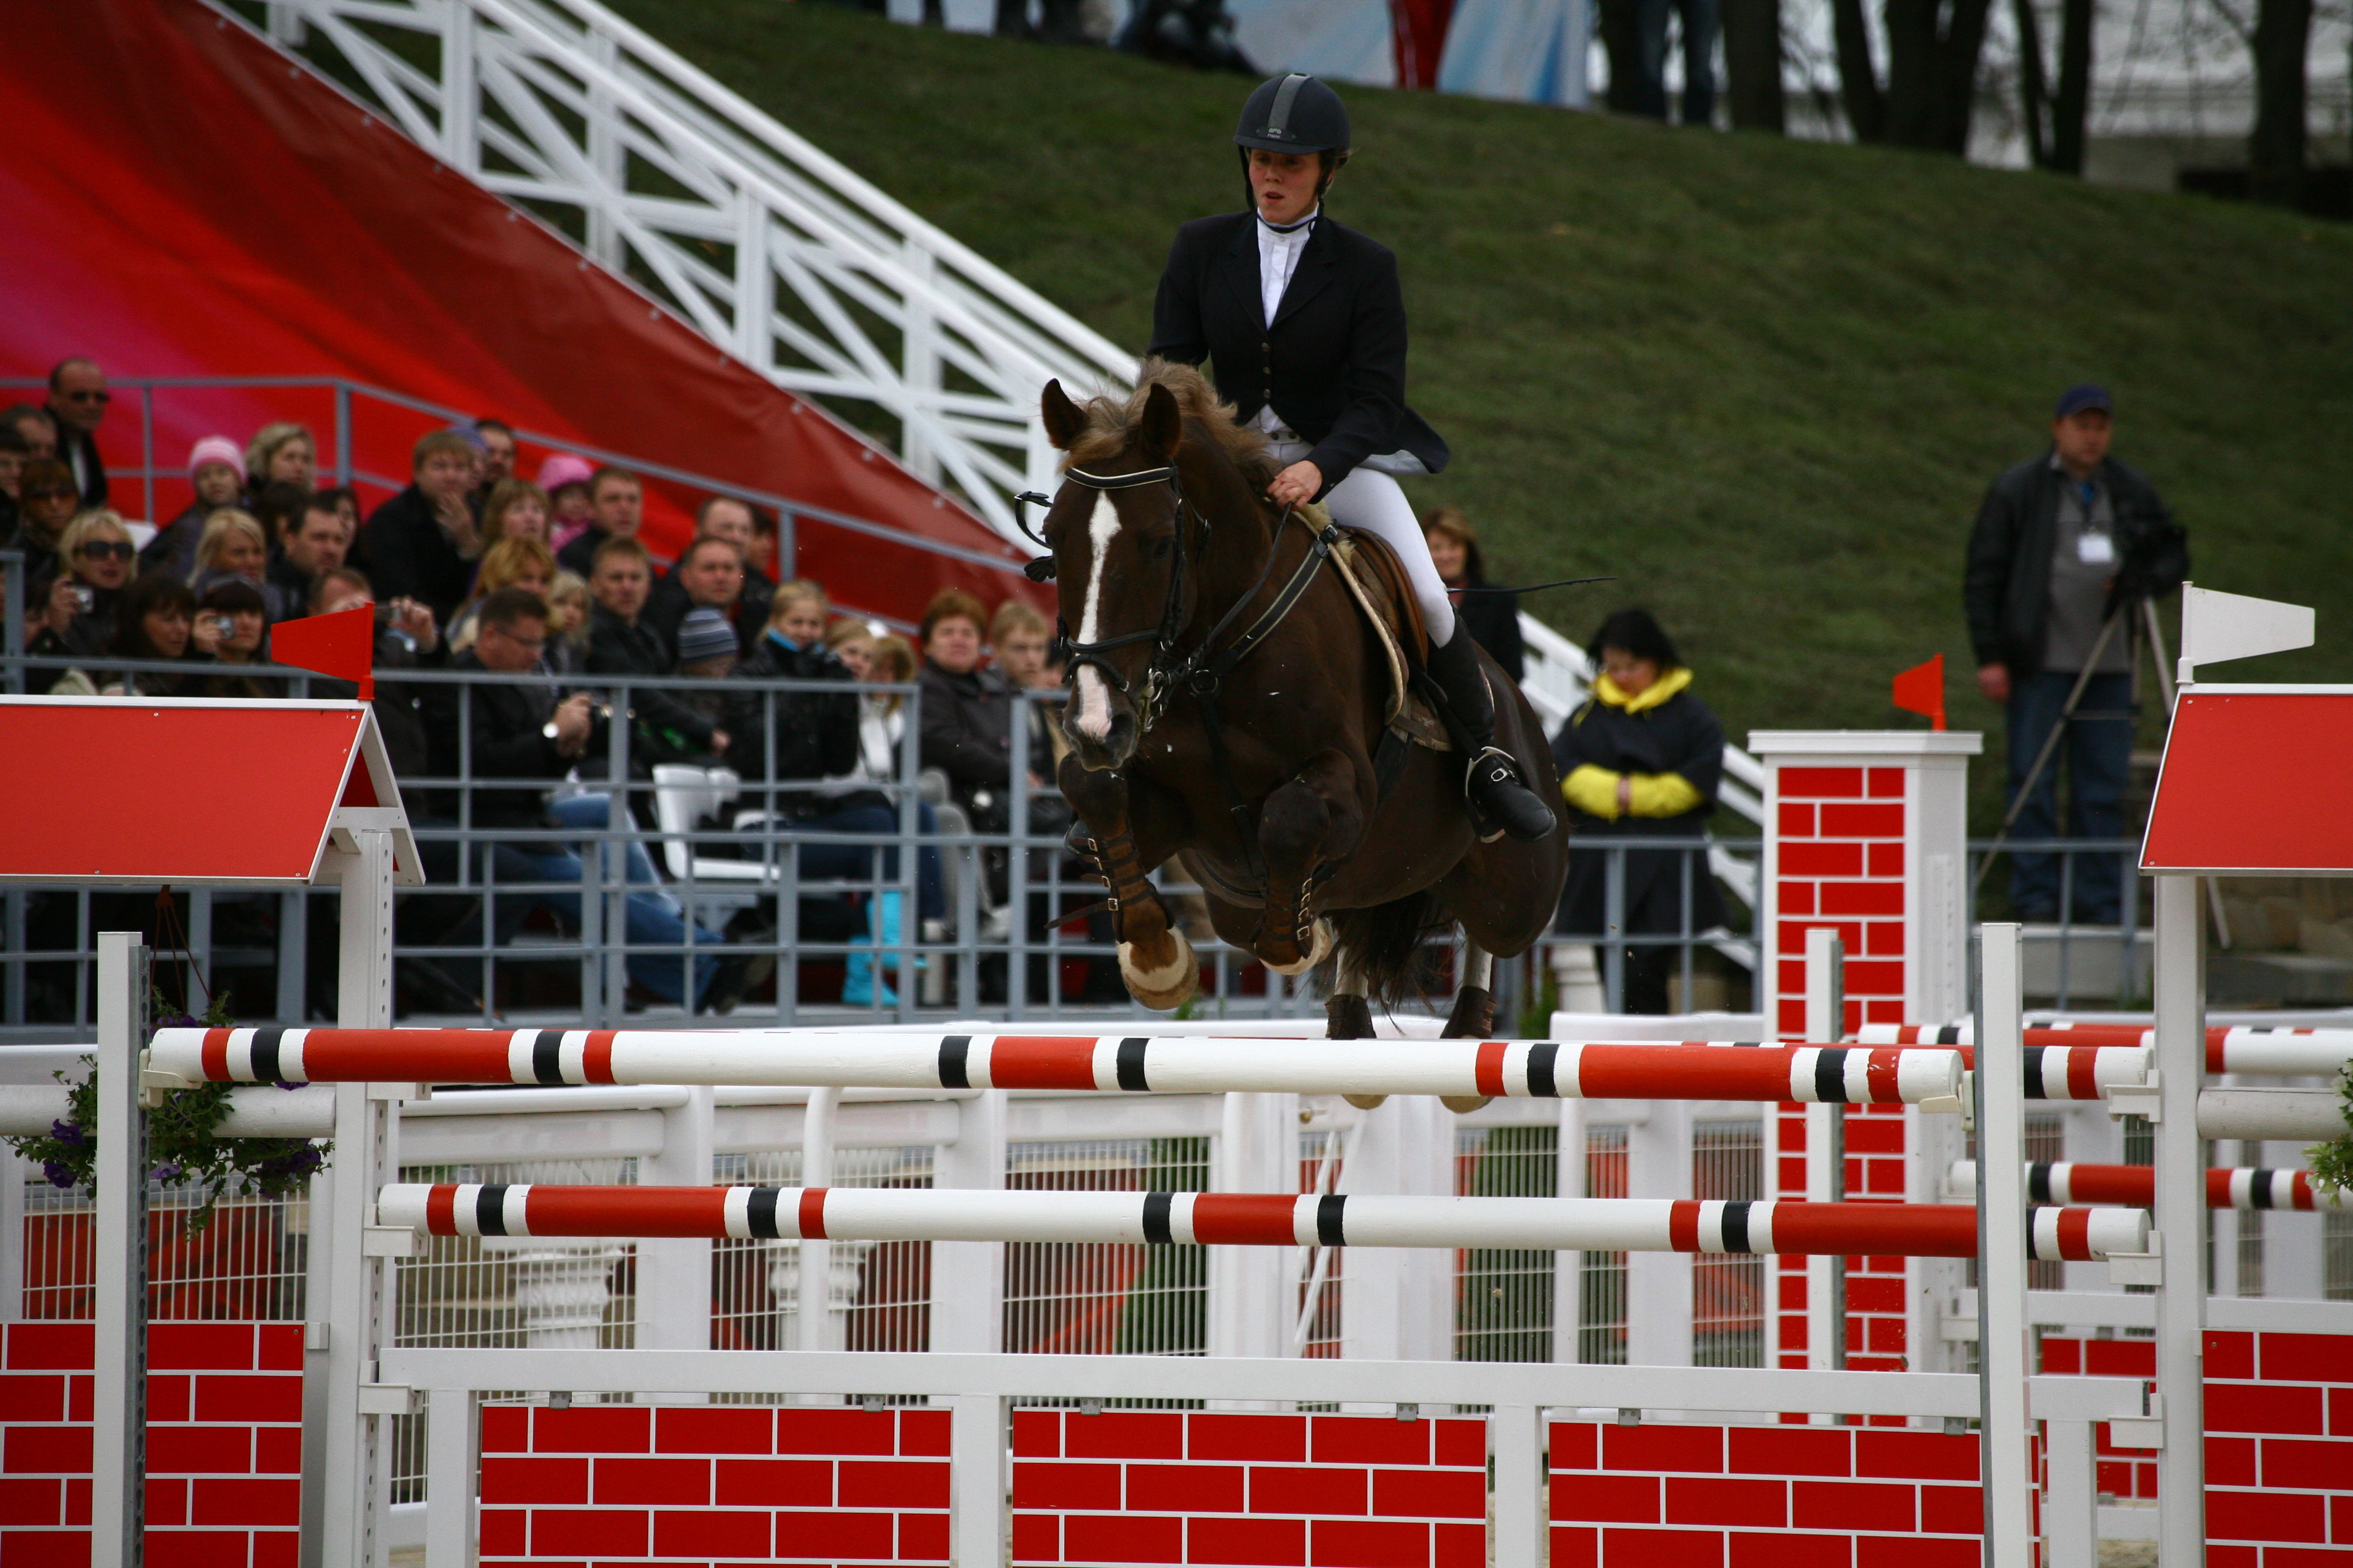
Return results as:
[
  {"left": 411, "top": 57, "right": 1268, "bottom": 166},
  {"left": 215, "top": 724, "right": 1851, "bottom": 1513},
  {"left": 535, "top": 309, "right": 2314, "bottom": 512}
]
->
[{"left": 224, "top": 0, "right": 1131, "bottom": 541}]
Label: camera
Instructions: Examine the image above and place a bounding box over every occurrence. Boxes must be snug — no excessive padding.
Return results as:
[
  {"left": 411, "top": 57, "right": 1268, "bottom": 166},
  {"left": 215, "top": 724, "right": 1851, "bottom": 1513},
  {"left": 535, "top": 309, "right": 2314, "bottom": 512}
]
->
[{"left": 69, "top": 585, "right": 95, "bottom": 615}]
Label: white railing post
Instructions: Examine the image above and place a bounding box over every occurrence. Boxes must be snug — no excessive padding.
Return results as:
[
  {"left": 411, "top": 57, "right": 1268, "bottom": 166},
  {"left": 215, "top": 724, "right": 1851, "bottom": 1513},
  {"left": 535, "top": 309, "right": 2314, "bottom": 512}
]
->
[
  {"left": 950, "top": 1392, "right": 1006, "bottom": 1568},
  {"left": 1210, "top": 1091, "right": 1294, "bottom": 1364},
  {"left": 1489, "top": 1403, "right": 1544, "bottom": 1568},
  {"left": 931, "top": 1090, "right": 1005, "bottom": 1355},
  {"left": 424, "top": 1383, "right": 477, "bottom": 1568},
  {"left": 1803, "top": 929, "right": 1844, "bottom": 1381},
  {"left": 901, "top": 243, "right": 941, "bottom": 485},
  {"left": 0, "top": 1145, "right": 25, "bottom": 1322},
  {"left": 2042, "top": 1413, "right": 2099, "bottom": 1568},
  {"left": 442, "top": 2, "right": 479, "bottom": 174},
  {"left": 582, "top": 25, "right": 623, "bottom": 269},
  {"left": 1974, "top": 923, "right": 2032, "bottom": 1568},
  {"left": 2151, "top": 872, "right": 2206, "bottom": 1562},
  {"left": 795, "top": 1086, "right": 840, "bottom": 1358},
  {"left": 1551, "top": 1097, "right": 1585, "bottom": 1365},
  {"left": 91, "top": 932, "right": 148, "bottom": 1568},
  {"left": 638, "top": 1085, "right": 715, "bottom": 1362},
  {"left": 1337, "top": 1097, "right": 1452, "bottom": 1371},
  {"left": 1624, "top": 1100, "right": 1692, "bottom": 1369}
]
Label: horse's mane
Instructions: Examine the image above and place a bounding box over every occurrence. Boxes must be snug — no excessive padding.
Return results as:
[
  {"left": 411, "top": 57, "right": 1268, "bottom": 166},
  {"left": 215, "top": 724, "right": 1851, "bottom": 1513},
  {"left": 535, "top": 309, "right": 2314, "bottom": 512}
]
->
[{"left": 1064, "top": 359, "right": 1278, "bottom": 491}]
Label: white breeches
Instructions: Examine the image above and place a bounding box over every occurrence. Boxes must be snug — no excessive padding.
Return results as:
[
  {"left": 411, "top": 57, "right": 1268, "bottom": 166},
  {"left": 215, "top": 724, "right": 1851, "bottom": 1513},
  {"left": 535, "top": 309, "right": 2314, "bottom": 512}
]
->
[{"left": 1267, "top": 439, "right": 1456, "bottom": 644}]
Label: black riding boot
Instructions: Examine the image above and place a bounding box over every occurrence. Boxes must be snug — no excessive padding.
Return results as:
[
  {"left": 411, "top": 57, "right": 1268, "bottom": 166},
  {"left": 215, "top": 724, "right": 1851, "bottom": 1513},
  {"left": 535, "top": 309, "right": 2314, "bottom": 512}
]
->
[{"left": 1424, "top": 627, "right": 1557, "bottom": 843}]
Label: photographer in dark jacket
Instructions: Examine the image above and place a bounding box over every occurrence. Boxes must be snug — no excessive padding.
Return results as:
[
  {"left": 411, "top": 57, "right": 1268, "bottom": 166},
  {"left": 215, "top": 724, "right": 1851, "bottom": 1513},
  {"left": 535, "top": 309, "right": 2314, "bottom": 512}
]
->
[{"left": 1964, "top": 385, "right": 2186, "bottom": 924}]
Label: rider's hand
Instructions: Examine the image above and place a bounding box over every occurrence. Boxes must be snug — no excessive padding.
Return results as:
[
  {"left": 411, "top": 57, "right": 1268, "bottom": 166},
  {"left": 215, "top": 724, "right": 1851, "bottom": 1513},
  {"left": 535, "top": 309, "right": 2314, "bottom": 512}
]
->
[
  {"left": 1267, "top": 460, "right": 1323, "bottom": 510},
  {"left": 1977, "top": 662, "right": 2011, "bottom": 705}
]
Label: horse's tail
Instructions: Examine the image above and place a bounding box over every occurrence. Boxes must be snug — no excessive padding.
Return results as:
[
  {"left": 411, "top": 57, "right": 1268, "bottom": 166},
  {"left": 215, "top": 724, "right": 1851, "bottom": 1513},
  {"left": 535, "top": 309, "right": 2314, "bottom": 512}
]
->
[{"left": 1326, "top": 891, "right": 1454, "bottom": 1009}]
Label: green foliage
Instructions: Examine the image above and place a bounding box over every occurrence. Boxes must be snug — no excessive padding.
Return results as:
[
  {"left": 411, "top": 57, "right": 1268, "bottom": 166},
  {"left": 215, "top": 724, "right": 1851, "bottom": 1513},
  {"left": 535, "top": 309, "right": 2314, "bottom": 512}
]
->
[
  {"left": 0, "top": 991, "right": 332, "bottom": 1235},
  {"left": 2306, "top": 1068, "right": 2353, "bottom": 1197},
  {"left": 605, "top": 0, "right": 2353, "bottom": 830}
]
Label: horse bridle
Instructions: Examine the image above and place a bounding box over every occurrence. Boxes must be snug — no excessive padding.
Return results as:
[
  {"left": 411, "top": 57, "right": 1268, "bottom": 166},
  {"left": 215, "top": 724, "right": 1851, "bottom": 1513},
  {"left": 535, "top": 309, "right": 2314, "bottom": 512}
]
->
[{"left": 1016, "top": 462, "right": 1341, "bottom": 738}]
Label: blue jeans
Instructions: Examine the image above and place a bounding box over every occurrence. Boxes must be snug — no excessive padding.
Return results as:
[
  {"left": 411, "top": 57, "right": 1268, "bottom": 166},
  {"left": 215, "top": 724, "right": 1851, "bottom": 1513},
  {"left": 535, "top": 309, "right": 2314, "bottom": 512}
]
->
[
  {"left": 792, "top": 800, "right": 945, "bottom": 922},
  {"left": 2005, "top": 670, "right": 2134, "bottom": 923},
  {"left": 488, "top": 793, "right": 722, "bottom": 1006}
]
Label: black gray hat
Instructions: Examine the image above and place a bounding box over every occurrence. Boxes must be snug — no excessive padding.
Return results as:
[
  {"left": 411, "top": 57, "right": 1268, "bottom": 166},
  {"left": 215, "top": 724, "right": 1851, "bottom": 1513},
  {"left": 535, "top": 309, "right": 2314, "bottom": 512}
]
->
[{"left": 1234, "top": 73, "right": 1352, "bottom": 155}]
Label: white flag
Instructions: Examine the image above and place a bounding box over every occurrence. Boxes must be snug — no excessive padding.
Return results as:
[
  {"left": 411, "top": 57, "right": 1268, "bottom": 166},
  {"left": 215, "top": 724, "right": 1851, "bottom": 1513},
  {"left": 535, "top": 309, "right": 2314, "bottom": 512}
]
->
[{"left": 2180, "top": 583, "right": 2315, "bottom": 681}]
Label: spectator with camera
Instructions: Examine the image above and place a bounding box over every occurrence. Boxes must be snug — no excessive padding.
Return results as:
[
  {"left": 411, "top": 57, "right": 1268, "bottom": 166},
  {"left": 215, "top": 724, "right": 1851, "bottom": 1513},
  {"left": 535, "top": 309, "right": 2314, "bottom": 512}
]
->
[
  {"left": 1964, "top": 384, "right": 2187, "bottom": 925},
  {"left": 555, "top": 466, "right": 646, "bottom": 579},
  {"left": 192, "top": 579, "right": 278, "bottom": 699},
  {"left": 357, "top": 429, "right": 486, "bottom": 626},
  {"left": 43, "top": 358, "right": 109, "bottom": 508},
  {"left": 32, "top": 510, "right": 138, "bottom": 668},
  {"left": 419, "top": 586, "right": 758, "bottom": 1013}
]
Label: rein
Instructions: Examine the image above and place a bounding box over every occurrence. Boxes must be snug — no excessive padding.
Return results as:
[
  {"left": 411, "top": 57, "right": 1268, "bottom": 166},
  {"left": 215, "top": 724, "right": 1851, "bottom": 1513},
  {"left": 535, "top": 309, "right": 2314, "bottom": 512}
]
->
[{"left": 1038, "top": 458, "right": 1345, "bottom": 885}]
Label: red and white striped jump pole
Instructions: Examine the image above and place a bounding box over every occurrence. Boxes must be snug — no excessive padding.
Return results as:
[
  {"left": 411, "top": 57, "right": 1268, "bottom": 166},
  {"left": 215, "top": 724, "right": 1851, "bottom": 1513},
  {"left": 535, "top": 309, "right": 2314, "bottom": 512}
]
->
[
  {"left": 148, "top": 1027, "right": 1964, "bottom": 1106},
  {"left": 1863, "top": 1022, "right": 2353, "bottom": 1076},
  {"left": 1950, "top": 1160, "right": 2348, "bottom": 1212},
  {"left": 373, "top": 1183, "right": 2146, "bottom": 1260}
]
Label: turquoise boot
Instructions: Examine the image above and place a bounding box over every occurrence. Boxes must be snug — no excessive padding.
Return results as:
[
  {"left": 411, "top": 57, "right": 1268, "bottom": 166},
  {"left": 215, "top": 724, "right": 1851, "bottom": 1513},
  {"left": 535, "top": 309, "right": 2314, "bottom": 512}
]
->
[{"left": 841, "top": 895, "right": 899, "bottom": 1008}]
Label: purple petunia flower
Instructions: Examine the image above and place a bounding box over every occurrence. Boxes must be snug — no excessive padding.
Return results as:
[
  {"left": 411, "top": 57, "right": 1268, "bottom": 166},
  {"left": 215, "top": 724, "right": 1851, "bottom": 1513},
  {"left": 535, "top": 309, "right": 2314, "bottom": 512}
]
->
[
  {"left": 51, "top": 1120, "right": 86, "bottom": 1146},
  {"left": 150, "top": 1163, "right": 183, "bottom": 1183},
  {"left": 43, "top": 1162, "right": 76, "bottom": 1190}
]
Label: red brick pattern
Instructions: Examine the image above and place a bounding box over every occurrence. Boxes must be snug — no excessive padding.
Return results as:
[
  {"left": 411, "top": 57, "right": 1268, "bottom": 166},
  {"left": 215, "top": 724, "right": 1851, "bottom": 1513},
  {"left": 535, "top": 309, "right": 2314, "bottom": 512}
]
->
[
  {"left": 0, "top": 1321, "right": 304, "bottom": 1568},
  {"left": 1549, "top": 1420, "right": 1982, "bottom": 1567},
  {"left": 1010, "top": 1409, "right": 1485, "bottom": 1567},
  {"left": 2044, "top": 1329, "right": 2353, "bottom": 1560},
  {"left": 1772, "top": 765, "right": 1911, "bottom": 1040},
  {"left": 477, "top": 1403, "right": 951, "bottom": 1567}
]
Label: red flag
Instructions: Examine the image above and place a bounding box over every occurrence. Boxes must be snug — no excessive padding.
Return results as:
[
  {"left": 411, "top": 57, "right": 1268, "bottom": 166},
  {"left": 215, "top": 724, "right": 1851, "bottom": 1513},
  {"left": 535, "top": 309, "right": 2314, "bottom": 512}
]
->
[
  {"left": 1891, "top": 653, "right": 1945, "bottom": 731},
  {"left": 271, "top": 605, "right": 375, "bottom": 700}
]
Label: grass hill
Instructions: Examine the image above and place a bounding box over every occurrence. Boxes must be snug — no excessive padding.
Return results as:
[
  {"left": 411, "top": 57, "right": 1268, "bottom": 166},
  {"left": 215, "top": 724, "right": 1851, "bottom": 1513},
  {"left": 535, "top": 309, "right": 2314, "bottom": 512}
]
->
[{"left": 616, "top": 0, "right": 2352, "bottom": 826}]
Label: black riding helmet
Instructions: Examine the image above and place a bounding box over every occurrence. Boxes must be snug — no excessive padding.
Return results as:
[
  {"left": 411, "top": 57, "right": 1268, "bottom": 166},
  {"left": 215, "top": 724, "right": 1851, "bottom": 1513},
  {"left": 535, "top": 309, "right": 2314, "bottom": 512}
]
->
[{"left": 1234, "top": 73, "right": 1352, "bottom": 203}]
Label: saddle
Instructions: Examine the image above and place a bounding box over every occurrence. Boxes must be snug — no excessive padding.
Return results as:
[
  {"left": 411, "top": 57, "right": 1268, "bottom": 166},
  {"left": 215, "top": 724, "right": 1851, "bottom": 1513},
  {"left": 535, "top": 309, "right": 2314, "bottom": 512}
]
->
[{"left": 1309, "top": 510, "right": 1452, "bottom": 755}]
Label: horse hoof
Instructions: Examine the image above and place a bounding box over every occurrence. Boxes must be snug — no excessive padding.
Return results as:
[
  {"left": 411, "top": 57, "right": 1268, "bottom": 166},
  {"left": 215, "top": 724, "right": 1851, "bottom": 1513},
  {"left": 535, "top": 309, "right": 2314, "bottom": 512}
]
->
[
  {"left": 1326, "top": 993, "right": 1375, "bottom": 1039},
  {"left": 1440, "top": 1095, "right": 1495, "bottom": 1113},
  {"left": 1262, "top": 917, "right": 1334, "bottom": 977},
  {"left": 1119, "top": 929, "right": 1198, "bottom": 1011},
  {"left": 1343, "top": 1093, "right": 1389, "bottom": 1110},
  {"left": 1441, "top": 986, "right": 1497, "bottom": 1039}
]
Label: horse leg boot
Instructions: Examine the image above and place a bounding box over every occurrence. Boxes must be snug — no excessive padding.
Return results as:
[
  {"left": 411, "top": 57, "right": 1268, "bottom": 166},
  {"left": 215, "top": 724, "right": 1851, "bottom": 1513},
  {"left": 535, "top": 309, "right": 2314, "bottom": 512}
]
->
[
  {"left": 1252, "top": 751, "right": 1356, "bottom": 975},
  {"left": 1424, "top": 628, "right": 1557, "bottom": 843},
  {"left": 1059, "top": 763, "right": 1197, "bottom": 1010},
  {"left": 1438, "top": 943, "right": 1498, "bottom": 1112},
  {"left": 1327, "top": 950, "right": 1389, "bottom": 1107}
]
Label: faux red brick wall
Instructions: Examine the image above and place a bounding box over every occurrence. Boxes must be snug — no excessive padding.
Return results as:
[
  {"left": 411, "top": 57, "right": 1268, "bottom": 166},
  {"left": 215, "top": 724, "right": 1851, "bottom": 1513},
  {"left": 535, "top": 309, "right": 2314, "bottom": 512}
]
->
[
  {"left": 478, "top": 1403, "right": 950, "bottom": 1567},
  {"left": 0, "top": 1321, "right": 304, "bottom": 1568},
  {"left": 1549, "top": 1419, "right": 1982, "bottom": 1567},
  {"left": 1772, "top": 765, "right": 1911, "bottom": 1040},
  {"left": 2045, "top": 1329, "right": 2353, "bottom": 1561},
  {"left": 1010, "top": 1409, "right": 1485, "bottom": 1567}
]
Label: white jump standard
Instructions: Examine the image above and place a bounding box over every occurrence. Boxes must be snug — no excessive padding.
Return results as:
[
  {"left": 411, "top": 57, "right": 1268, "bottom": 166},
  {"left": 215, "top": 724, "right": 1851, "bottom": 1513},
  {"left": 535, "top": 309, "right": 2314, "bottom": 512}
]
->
[{"left": 149, "top": 1026, "right": 1967, "bottom": 1105}]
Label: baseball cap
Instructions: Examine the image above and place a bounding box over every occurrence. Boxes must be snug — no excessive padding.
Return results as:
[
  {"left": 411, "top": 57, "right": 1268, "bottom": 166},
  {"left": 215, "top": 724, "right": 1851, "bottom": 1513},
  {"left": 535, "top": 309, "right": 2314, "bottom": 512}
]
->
[{"left": 2054, "top": 384, "right": 2114, "bottom": 419}]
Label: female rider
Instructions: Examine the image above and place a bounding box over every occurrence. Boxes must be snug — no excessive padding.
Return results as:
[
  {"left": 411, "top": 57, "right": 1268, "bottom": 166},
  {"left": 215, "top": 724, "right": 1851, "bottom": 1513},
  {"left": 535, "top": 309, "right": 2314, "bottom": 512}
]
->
[{"left": 1147, "top": 73, "right": 1554, "bottom": 842}]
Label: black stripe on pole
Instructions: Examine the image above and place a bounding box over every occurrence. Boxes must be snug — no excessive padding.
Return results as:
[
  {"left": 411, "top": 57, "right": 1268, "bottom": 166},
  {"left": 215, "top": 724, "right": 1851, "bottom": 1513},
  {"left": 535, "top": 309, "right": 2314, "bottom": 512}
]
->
[
  {"left": 2021, "top": 1046, "right": 2049, "bottom": 1099},
  {"left": 1938, "top": 1026, "right": 1963, "bottom": 1044},
  {"left": 2027, "top": 1163, "right": 2053, "bottom": 1203},
  {"left": 746, "top": 1187, "right": 781, "bottom": 1238},
  {"left": 2249, "top": 1170, "right": 2275, "bottom": 1209},
  {"left": 1116, "top": 1038, "right": 1151, "bottom": 1092},
  {"left": 1721, "top": 1201, "right": 1752, "bottom": 1254},
  {"left": 1317, "top": 1194, "right": 1346, "bottom": 1247},
  {"left": 250, "top": 1029, "right": 285, "bottom": 1084},
  {"left": 1142, "top": 1192, "right": 1174, "bottom": 1244},
  {"left": 476, "top": 1185, "right": 510, "bottom": 1236},
  {"left": 532, "top": 1030, "right": 565, "bottom": 1085},
  {"left": 1527, "top": 1043, "right": 1559, "bottom": 1098},
  {"left": 1814, "top": 1049, "right": 1847, "bottom": 1105},
  {"left": 939, "top": 1036, "right": 971, "bottom": 1089}
]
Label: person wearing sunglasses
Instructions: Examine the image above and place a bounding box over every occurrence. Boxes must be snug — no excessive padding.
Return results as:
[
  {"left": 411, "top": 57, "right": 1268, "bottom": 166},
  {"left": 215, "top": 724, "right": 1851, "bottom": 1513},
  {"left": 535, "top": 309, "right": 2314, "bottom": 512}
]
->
[
  {"left": 32, "top": 511, "right": 136, "bottom": 668},
  {"left": 42, "top": 358, "right": 109, "bottom": 509}
]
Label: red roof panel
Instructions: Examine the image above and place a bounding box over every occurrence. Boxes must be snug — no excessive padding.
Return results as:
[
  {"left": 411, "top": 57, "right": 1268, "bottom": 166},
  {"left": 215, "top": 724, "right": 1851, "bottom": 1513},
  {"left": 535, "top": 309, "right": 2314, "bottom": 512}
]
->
[{"left": 2141, "top": 689, "right": 2353, "bottom": 874}]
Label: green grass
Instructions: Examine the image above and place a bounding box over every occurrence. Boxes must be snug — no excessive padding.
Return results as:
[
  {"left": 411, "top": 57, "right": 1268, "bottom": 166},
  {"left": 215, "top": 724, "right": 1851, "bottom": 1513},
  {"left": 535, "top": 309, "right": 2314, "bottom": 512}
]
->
[{"left": 615, "top": 0, "right": 2353, "bottom": 827}]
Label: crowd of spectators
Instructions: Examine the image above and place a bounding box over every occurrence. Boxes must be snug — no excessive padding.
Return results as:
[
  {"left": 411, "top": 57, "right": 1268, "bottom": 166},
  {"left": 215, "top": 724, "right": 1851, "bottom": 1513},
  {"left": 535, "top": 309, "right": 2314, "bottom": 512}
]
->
[{"left": 1, "top": 356, "right": 1080, "bottom": 1018}]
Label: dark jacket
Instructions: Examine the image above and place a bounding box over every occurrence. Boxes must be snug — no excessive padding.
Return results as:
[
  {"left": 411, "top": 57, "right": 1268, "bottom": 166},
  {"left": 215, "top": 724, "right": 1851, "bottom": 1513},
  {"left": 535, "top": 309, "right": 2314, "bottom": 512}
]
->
[
  {"left": 358, "top": 485, "right": 478, "bottom": 628},
  {"left": 49, "top": 416, "right": 106, "bottom": 509},
  {"left": 314, "top": 630, "right": 444, "bottom": 794},
  {"left": 1148, "top": 211, "right": 1448, "bottom": 492},
  {"left": 725, "top": 632, "right": 861, "bottom": 807},
  {"left": 265, "top": 549, "right": 317, "bottom": 623},
  {"left": 584, "top": 605, "right": 716, "bottom": 758},
  {"left": 141, "top": 502, "right": 212, "bottom": 582},
  {"left": 645, "top": 565, "right": 774, "bottom": 658},
  {"left": 28, "top": 581, "right": 123, "bottom": 664},
  {"left": 418, "top": 651, "right": 570, "bottom": 829},
  {"left": 1964, "top": 452, "right": 2185, "bottom": 680},
  {"left": 555, "top": 526, "right": 618, "bottom": 582},
  {"left": 1551, "top": 675, "right": 1727, "bottom": 937},
  {"left": 918, "top": 659, "right": 1016, "bottom": 809}
]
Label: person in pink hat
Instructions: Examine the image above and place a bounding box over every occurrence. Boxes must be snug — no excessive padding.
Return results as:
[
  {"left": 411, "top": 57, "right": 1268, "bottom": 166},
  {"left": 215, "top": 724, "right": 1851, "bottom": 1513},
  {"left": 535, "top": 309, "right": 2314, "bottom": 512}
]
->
[
  {"left": 537, "top": 453, "right": 596, "bottom": 553},
  {"left": 140, "top": 435, "right": 246, "bottom": 581}
]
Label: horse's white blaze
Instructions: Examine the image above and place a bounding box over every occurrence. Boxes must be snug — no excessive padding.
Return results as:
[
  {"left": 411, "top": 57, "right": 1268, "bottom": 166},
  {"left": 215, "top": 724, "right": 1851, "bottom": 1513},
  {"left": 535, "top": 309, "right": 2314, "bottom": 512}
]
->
[{"left": 1070, "top": 494, "right": 1122, "bottom": 741}]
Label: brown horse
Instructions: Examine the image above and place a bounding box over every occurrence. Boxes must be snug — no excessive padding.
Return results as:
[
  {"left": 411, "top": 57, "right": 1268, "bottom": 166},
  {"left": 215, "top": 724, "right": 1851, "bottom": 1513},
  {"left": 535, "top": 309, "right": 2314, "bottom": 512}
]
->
[{"left": 1037, "top": 362, "right": 1568, "bottom": 1040}]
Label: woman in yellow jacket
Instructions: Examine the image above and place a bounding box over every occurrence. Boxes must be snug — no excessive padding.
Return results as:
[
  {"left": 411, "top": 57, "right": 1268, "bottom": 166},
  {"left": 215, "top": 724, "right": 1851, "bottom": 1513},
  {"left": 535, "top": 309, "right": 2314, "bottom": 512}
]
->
[{"left": 1551, "top": 609, "right": 1726, "bottom": 1014}]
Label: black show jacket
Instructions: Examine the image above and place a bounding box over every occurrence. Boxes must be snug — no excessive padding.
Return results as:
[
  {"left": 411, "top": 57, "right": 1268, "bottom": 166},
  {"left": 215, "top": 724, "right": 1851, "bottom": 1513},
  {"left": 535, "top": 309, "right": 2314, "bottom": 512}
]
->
[{"left": 1148, "top": 211, "right": 1448, "bottom": 492}]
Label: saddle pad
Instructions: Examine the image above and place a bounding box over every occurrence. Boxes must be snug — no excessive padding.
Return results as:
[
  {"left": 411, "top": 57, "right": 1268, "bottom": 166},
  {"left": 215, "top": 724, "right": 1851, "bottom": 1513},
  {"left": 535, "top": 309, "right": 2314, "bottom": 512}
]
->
[{"left": 1324, "top": 526, "right": 1452, "bottom": 752}]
